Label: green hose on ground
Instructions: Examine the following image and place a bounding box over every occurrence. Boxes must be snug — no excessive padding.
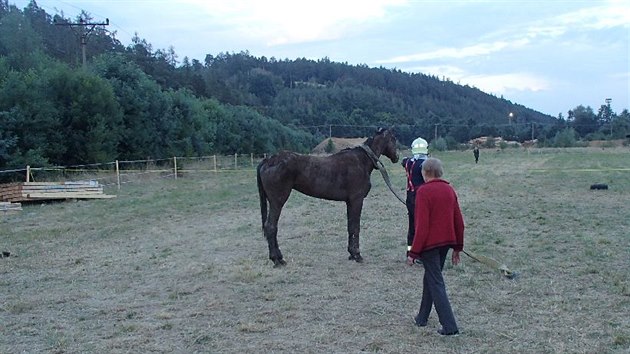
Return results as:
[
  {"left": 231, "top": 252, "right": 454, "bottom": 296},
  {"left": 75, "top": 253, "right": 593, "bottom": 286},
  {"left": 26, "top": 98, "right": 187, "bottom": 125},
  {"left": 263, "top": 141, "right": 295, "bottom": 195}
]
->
[{"left": 462, "top": 250, "right": 517, "bottom": 279}]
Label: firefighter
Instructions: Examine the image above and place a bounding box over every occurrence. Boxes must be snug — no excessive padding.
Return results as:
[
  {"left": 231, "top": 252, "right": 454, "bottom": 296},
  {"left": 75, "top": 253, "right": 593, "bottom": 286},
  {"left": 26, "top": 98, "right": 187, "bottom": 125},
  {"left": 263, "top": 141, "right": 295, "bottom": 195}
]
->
[{"left": 401, "top": 137, "right": 428, "bottom": 256}]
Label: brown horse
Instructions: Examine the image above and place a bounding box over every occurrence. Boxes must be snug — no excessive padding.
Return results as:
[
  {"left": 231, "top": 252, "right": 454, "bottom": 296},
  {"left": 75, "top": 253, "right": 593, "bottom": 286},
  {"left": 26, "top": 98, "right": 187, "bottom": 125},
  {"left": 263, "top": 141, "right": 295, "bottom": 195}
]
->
[{"left": 257, "top": 128, "right": 399, "bottom": 266}]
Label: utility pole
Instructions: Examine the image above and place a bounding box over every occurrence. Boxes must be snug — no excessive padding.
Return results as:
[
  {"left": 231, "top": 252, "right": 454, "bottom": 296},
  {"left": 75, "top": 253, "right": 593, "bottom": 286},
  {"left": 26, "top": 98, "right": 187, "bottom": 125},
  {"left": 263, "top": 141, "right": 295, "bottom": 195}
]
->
[
  {"left": 605, "top": 98, "right": 612, "bottom": 136},
  {"left": 55, "top": 17, "right": 109, "bottom": 68}
]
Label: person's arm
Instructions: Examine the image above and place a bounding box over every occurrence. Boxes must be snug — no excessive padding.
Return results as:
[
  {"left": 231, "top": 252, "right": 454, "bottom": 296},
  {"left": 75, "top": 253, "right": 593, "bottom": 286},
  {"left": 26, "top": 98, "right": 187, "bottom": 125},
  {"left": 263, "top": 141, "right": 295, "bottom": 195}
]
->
[
  {"left": 408, "top": 191, "right": 430, "bottom": 263},
  {"left": 453, "top": 197, "right": 464, "bottom": 251},
  {"left": 452, "top": 193, "right": 465, "bottom": 266}
]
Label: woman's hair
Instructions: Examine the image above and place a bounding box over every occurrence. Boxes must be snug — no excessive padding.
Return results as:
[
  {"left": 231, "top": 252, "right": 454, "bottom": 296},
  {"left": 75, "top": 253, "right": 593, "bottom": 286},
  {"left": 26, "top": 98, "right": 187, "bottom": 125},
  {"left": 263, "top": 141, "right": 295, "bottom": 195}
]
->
[{"left": 421, "top": 157, "right": 444, "bottom": 178}]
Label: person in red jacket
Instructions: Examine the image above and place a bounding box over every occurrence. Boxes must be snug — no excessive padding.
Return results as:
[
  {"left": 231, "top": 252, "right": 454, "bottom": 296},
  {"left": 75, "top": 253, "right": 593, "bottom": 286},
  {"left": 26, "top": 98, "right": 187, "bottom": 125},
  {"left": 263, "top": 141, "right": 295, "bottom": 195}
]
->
[{"left": 407, "top": 157, "right": 464, "bottom": 336}]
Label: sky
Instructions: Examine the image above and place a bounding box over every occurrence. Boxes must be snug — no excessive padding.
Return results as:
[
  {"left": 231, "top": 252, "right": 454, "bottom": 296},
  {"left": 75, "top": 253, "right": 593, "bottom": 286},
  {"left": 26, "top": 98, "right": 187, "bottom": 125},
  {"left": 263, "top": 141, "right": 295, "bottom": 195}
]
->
[{"left": 10, "top": 0, "right": 630, "bottom": 117}]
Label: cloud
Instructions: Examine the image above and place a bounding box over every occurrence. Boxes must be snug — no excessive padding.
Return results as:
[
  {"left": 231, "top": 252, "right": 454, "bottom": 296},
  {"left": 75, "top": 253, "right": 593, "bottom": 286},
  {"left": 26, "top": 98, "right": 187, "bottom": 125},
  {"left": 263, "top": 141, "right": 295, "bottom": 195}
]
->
[
  {"left": 182, "top": 0, "right": 407, "bottom": 46},
  {"left": 377, "top": 39, "right": 530, "bottom": 64},
  {"left": 373, "top": 0, "right": 625, "bottom": 103},
  {"left": 467, "top": 73, "right": 550, "bottom": 94},
  {"left": 524, "top": 1, "right": 630, "bottom": 40},
  {"left": 377, "top": 0, "right": 629, "bottom": 65},
  {"left": 553, "top": 1, "right": 630, "bottom": 31},
  {"left": 407, "top": 65, "right": 550, "bottom": 95}
]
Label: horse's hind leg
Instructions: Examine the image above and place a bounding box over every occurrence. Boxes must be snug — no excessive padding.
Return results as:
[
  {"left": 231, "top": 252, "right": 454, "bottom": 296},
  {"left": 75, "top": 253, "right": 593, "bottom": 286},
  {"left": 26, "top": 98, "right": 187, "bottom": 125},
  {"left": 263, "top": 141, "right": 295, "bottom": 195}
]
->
[
  {"left": 264, "top": 205, "right": 286, "bottom": 267},
  {"left": 346, "top": 200, "right": 364, "bottom": 263}
]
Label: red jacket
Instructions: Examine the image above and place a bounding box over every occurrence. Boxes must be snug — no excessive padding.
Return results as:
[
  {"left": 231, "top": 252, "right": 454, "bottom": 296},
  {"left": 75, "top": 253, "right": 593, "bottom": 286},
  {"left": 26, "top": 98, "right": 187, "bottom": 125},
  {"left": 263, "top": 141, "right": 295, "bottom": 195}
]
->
[{"left": 409, "top": 179, "right": 464, "bottom": 257}]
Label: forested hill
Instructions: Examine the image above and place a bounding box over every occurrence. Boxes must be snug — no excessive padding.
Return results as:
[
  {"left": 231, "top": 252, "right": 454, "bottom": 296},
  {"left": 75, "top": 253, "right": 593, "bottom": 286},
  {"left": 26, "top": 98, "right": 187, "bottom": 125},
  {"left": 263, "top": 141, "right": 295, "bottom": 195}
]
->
[
  {"left": 1, "top": 1, "right": 568, "bottom": 169},
  {"left": 197, "top": 53, "right": 559, "bottom": 143}
]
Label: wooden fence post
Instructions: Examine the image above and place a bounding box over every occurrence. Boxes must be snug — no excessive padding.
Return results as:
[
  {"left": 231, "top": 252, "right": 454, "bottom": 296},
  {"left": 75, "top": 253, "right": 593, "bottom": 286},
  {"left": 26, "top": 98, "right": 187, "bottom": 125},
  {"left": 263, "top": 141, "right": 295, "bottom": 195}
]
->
[
  {"left": 115, "top": 160, "right": 121, "bottom": 190},
  {"left": 234, "top": 153, "right": 238, "bottom": 169},
  {"left": 173, "top": 156, "right": 178, "bottom": 179},
  {"left": 251, "top": 153, "right": 254, "bottom": 168},
  {"left": 213, "top": 155, "right": 217, "bottom": 172},
  {"left": 26, "top": 165, "right": 30, "bottom": 182}
]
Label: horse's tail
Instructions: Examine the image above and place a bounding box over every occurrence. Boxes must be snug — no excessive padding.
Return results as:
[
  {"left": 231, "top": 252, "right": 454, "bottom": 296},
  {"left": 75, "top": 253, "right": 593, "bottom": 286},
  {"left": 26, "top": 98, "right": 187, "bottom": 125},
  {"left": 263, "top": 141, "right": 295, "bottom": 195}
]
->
[{"left": 256, "top": 161, "right": 268, "bottom": 233}]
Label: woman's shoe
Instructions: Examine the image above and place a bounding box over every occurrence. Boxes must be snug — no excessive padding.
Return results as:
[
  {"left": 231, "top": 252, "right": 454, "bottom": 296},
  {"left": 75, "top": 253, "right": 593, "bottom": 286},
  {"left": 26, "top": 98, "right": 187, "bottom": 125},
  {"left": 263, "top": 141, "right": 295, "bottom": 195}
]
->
[
  {"left": 414, "top": 315, "right": 427, "bottom": 327},
  {"left": 437, "top": 328, "right": 459, "bottom": 336}
]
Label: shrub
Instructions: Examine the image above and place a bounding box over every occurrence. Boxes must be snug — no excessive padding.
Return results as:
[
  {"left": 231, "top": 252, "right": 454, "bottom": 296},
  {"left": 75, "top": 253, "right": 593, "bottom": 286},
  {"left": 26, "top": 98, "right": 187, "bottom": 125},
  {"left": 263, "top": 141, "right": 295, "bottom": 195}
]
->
[
  {"left": 483, "top": 136, "right": 496, "bottom": 148},
  {"left": 430, "top": 137, "right": 447, "bottom": 152},
  {"left": 324, "top": 138, "right": 335, "bottom": 153},
  {"left": 445, "top": 136, "right": 458, "bottom": 150},
  {"left": 553, "top": 128, "right": 577, "bottom": 147}
]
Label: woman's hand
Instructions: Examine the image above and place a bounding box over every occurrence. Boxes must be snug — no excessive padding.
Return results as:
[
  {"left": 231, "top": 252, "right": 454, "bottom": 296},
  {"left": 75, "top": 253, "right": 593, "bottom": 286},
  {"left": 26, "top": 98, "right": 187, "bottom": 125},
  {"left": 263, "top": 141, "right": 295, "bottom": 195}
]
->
[{"left": 452, "top": 250, "right": 460, "bottom": 266}]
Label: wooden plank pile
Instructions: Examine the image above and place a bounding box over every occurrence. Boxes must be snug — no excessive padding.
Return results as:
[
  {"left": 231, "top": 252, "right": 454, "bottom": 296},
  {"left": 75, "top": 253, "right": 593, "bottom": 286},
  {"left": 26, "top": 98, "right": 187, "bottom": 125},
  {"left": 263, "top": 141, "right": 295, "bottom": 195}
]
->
[
  {"left": 0, "top": 181, "right": 115, "bottom": 203},
  {"left": 1, "top": 201, "right": 22, "bottom": 213}
]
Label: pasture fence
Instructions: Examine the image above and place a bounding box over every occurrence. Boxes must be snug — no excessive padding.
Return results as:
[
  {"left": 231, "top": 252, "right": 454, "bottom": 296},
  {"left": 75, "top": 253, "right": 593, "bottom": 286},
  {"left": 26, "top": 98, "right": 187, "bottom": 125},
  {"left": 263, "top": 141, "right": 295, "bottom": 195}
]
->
[{"left": 0, "top": 153, "right": 268, "bottom": 191}]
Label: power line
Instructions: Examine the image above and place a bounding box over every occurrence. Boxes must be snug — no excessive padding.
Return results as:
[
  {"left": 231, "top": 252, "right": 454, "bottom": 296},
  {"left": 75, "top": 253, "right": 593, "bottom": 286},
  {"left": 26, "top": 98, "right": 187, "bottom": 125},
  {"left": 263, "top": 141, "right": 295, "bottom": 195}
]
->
[{"left": 54, "top": 17, "right": 109, "bottom": 68}]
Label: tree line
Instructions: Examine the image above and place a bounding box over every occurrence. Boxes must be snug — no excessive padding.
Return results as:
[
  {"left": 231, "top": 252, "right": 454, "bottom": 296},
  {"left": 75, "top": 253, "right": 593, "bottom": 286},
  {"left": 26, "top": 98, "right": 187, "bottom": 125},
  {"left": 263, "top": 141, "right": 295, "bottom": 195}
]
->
[{"left": 1, "top": 1, "right": 628, "bottom": 170}]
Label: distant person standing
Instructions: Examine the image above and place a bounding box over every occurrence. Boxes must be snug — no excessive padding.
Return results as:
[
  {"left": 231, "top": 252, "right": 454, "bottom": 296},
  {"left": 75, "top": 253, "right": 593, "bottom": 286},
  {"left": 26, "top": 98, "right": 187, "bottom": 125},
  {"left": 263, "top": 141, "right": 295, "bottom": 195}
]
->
[
  {"left": 407, "top": 157, "right": 464, "bottom": 336},
  {"left": 401, "top": 137, "right": 428, "bottom": 256},
  {"left": 473, "top": 146, "right": 480, "bottom": 164}
]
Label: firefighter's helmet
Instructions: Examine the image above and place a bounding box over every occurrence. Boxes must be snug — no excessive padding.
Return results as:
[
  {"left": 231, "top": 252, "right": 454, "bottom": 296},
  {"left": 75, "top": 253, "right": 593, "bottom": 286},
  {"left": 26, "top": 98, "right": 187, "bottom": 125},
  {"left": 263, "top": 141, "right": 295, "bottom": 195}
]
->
[{"left": 411, "top": 137, "right": 428, "bottom": 155}]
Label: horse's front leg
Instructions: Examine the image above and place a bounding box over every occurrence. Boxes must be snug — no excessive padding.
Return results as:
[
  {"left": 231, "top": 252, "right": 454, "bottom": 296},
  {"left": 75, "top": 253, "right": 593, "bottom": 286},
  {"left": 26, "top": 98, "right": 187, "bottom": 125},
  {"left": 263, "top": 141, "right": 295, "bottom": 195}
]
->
[
  {"left": 346, "top": 199, "right": 364, "bottom": 262},
  {"left": 264, "top": 206, "right": 286, "bottom": 267}
]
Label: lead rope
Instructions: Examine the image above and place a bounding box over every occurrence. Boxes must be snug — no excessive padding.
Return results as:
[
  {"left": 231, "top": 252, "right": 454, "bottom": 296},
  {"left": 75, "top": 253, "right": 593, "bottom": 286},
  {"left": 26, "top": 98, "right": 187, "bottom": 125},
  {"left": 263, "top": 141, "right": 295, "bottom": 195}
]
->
[
  {"left": 359, "top": 145, "right": 406, "bottom": 205},
  {"left": 461, "top": 250, "right": 517, "bottom": 279},
  {"left": 359, "top": 145, "right": 517, "bottom": 280}
]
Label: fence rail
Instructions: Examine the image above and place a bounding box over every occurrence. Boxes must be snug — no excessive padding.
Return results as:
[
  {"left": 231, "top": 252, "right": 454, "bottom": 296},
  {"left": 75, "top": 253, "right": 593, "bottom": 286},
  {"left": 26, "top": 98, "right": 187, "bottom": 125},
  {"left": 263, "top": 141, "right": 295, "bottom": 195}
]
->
[{"left": 0, "top": 154, "right": 268, "bottom": 190}]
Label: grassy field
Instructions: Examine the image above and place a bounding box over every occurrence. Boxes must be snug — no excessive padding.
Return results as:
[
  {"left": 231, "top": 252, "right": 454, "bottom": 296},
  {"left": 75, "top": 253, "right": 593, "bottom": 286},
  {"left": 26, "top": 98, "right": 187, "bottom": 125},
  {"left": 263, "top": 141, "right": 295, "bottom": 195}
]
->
[{"left": 1, "top": 147, "right": 629, "bottom": 353}]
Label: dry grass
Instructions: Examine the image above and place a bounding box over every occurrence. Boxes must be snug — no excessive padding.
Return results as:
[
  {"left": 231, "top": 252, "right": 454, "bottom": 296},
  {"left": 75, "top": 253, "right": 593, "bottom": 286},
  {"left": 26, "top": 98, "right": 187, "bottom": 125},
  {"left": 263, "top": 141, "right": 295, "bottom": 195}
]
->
[{"left": 1, "top": 147, "right": 629, "bottom": 353}]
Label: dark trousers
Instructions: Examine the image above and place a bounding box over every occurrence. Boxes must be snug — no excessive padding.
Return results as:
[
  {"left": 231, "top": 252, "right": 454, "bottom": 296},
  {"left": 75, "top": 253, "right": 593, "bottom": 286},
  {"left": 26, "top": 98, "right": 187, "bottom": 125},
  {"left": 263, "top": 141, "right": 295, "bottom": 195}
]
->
[
  {"left": 406, "top": 191, "right": 415, "bottom": 247},
  {"left": 416, "top": 246, "right": 458, "bottom": 332}
]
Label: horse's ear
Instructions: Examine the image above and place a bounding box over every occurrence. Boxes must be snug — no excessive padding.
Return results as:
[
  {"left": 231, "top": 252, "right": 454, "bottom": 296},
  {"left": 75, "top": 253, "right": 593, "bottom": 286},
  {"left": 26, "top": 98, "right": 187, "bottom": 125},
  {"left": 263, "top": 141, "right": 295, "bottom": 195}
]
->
[{"left": 376, "top": 127, "right": 386, "bottom": 135}]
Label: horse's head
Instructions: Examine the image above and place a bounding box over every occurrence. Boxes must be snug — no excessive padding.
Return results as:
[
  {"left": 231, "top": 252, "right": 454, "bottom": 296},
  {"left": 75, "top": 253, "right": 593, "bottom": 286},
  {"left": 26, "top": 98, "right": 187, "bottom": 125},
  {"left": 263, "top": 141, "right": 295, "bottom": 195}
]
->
[{"left": 368, "top": 128, "right": 399, "bottom": 163}]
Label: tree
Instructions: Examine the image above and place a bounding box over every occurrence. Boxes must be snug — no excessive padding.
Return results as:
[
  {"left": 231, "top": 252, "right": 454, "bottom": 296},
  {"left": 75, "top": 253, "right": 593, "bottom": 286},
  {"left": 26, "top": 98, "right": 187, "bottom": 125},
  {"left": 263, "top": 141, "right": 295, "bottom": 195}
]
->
[
  {"left": 0, "top": 58, "right": 66, "bottom": 167},
  {"left": 0, "top": 9, "right": 44, "bottom": 69},
  {"left": 553, "top": 128, "right": 577, "bottom": 147},
  {"left": 91, "top": 53, "right": 168, "bottom": 159},
  {"left": 569, "top": 105, "right": 598, "bottom": 138},
  {"left": 167, "top": 88, "right": 215, "bottom": 157},
  {"left": 612, "top": 109, "right": 630, "bottom": 139},
  {"left": 49, "top": 66, "right": 123, "bottom": 164}
]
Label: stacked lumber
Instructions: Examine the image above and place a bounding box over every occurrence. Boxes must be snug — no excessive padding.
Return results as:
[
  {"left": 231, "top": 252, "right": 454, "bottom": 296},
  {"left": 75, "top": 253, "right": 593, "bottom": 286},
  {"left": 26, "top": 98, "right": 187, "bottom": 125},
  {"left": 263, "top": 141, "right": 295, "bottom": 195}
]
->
[
  {"left": 0, "top": 183, "right": 24, "bottom": 202},
  {"left": 0, "top": 181, "right": 115, "bottom": 202},
  {"left": 0, "top": 201, "right": 22, "bottom": 212}
]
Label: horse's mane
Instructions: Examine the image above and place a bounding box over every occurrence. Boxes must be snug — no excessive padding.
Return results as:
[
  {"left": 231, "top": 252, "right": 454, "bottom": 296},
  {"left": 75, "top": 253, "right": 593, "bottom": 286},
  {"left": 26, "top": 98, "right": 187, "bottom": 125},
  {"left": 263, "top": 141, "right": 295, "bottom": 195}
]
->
[
  {"left": 363, "top": 127, "right": 388, "bottom": 148},
  {"left": 339, "top": 146, "right": 361, "bottom": 153},
  {"left": 338, "top": 128, "right": 386, "bottom": 153}
]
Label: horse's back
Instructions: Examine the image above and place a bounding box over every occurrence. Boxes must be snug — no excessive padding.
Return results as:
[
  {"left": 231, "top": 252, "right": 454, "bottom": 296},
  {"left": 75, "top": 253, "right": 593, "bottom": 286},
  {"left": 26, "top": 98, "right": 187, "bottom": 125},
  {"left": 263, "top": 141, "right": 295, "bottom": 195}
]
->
[
  {"left": 261, "top": 149, "right": 365, "bottom": 177},
  {"left": 259, "top": 151, "right": 303, "bottom": 175},
  {"left": 259, "top": 149, "right": 371, "bottom": 201}
]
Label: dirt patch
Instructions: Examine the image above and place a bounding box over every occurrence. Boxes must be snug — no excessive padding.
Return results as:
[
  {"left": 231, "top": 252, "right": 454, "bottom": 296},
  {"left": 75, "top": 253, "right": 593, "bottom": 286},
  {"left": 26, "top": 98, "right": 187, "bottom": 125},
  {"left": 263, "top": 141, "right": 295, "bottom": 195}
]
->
[
  {"left": 588, "top": 139, "right": 625, "bottom": 147},
  {"left": 311, "top": 137, "right": 367, "bottom": 154}
]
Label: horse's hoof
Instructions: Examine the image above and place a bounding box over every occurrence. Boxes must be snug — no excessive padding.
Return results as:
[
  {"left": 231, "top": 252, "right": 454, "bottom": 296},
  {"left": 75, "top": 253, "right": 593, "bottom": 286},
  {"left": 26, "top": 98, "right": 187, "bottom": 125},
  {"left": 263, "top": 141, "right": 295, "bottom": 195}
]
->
[
  {"left": 348, "top": 254, "right": 363, "bottom": 262},
  {"left": 273, "top": 259, "right": 287, "bottom": 267}
]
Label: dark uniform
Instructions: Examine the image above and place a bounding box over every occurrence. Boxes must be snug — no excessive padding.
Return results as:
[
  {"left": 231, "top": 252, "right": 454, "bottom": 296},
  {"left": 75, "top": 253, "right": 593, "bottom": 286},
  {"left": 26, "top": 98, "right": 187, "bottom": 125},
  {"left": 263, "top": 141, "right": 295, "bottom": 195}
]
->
[{"left": 402, "top": 156, "right": 426, "bottom": 252}]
